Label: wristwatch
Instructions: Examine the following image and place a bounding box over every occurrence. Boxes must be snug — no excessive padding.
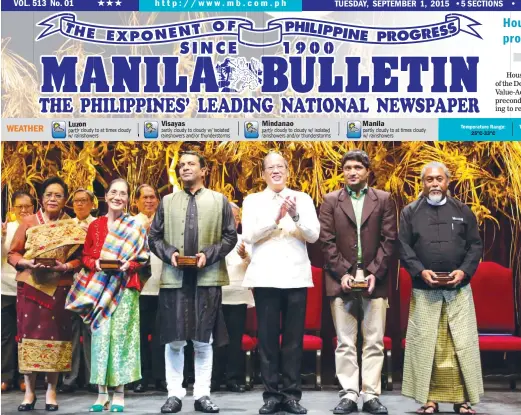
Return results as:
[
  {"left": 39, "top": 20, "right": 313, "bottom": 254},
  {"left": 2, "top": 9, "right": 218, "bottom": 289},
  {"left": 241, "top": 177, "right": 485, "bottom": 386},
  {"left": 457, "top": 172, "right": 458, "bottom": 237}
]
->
[{"left": 292, "top": 214, "right": 300, "bottom": 222}]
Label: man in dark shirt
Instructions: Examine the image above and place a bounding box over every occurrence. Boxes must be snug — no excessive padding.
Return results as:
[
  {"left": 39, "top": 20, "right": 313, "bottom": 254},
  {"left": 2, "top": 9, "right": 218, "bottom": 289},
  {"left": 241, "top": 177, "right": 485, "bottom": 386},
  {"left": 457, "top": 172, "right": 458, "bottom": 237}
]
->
[
  {"left": 399, "top": 162, "right": 483, "bottom": 414},
  {"left": 149, "top": 151, "right": 237, "bottom": 414}
]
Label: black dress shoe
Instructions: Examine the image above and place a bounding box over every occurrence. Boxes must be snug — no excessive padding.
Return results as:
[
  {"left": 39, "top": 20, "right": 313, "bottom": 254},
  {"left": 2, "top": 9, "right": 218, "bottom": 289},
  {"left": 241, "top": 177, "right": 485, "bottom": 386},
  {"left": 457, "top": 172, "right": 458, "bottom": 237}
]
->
[
  {"left": 87, "top": 384, "right": 98, "bottom": 394},
  {"left": 226, "top": 383, "right": 245, "bottom": 393},
  {"left": 362, "top": 398, "right": 388, "bottom": 414},
  {"left": 282, "top": 400, "right": 307, "bottom": 414},
  {"left": 45, "top": 404, "right": 59, "bottom": 412},
  {"left": 194, "top": 396, "right": 219, "bottom": 413},
  {"left": 333, "top": 398, "right": 358, "bottom": 414},
  {"left": 161, "top": 397, "right": 182, "bottom": 414},
  {"left": 259, "top": 400, "right": 280, "bottom": 415},
  {"left": 58, "top": 384, "right": 76, "bottom": 393},
  {"left": 18, "top": 397, "right": 37, "bottom": 412},
  {"left": 134, "top": 382, "right": 147, "bottom": 393},
  {"left": 155, "top": 380, "right": 168, "bottom": 392}
]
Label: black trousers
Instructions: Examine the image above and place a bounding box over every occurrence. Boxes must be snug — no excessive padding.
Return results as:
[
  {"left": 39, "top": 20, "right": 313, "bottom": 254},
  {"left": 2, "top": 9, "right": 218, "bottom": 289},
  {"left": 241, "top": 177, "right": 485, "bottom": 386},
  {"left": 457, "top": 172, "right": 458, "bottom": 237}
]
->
[
  {"left": 212, "top": 304, "right": 247, "bottom": 385},
  {"left": 1, "top": 296, "right": 17, "bottom": 383},
  {"left": 253, "top": 288, "right": 307, "bottom": 403},
  {"left": 63, "top": 313, "right": 91, "bottom": 386},
  {"left": 139, "top": 296, "right": 165, "bottom": 383}
]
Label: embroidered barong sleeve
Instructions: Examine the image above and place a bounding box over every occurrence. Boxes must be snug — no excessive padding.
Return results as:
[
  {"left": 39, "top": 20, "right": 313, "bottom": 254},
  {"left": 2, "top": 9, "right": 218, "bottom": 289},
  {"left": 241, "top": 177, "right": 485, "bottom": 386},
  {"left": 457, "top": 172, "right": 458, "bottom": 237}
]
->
[
  {"left": 398, "top": 208, "right": 425, "bottom": 279},
  {"left": 457, "top": 205, "right": 483, "bottom": 278},
  {"left": 200, "top": 196, "right": 238, "bottom": 267},
  {"left": 241, "top": 194, "right": 278, "bottom": 245},
  {"left": 149, "top": 199, "right": 179, "bottom": 265},
  {"left": 319, "top": 195, "right": 352, "bottom": 281},
  {"left": 293, "top": 193, "right": 320, "bottom": 244},
  {"left": 7, "top": 220, "right": 29, "bottom": 271},
  {"left": 366, "top": 195, "right": 397, "bottom": 280}
]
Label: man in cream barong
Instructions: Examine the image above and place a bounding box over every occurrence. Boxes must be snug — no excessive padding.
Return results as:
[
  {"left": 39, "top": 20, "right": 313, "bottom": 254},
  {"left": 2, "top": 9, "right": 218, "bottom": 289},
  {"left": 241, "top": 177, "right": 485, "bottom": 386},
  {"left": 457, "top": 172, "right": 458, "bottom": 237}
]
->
[{"left": 399, "top": 162, "right": 483, "bottom": 414}]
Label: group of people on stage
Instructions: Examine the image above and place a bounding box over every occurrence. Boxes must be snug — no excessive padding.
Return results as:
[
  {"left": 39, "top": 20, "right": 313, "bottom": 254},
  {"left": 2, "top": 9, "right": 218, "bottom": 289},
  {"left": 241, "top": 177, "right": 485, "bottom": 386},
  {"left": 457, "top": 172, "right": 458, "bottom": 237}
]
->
[{"left": 1, "top": 149, "right": 483, "bottom": 414}]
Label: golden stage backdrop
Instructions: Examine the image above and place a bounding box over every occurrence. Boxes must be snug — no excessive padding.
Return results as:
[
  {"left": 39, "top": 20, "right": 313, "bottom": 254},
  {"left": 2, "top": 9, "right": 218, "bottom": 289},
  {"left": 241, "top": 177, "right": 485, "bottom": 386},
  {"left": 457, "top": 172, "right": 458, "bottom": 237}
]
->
[{"left": 2, "top": 140, "right": 521, "bottom": 319}]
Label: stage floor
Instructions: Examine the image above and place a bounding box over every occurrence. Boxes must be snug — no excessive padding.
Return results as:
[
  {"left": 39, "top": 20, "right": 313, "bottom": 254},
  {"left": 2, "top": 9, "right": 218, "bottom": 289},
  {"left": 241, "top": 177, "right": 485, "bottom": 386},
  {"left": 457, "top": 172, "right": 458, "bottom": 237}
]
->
[{"left": 1, "top": 383, "right": 519, "bottom": 414}]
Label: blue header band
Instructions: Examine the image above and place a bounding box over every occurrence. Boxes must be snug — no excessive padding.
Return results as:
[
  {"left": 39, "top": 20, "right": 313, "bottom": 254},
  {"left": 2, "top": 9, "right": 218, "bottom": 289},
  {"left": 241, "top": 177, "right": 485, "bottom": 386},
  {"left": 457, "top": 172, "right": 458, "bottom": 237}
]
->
[{"left": 35, "top": 13, "right": 482, "bottom": 46}]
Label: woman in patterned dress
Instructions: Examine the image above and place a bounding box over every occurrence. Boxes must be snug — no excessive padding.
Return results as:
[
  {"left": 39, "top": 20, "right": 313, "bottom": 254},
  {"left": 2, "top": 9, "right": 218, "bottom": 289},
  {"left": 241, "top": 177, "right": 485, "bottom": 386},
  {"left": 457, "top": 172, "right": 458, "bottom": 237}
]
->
[
  {"left": 65, "top": 178, "right": 149, "bottom": 412},
  {"left": 8, "top": 177, "right": 86, "bottom": 412}
]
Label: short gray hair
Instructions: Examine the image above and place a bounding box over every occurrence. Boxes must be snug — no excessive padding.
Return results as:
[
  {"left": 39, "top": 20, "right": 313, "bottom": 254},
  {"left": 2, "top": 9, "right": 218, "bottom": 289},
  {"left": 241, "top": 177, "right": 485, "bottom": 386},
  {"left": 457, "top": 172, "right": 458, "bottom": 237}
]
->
[
  {"left": 73, "top": 187, "right": 95, "bottom": 202},
  {"left": 420, "top": 162, "right": 451, "bottom": 181},
  {"left": 229, "top": 202, "right": 240, "bottom": 210},
  {"left": 262, "top": 151, "right": 289, "bottom": 170}
]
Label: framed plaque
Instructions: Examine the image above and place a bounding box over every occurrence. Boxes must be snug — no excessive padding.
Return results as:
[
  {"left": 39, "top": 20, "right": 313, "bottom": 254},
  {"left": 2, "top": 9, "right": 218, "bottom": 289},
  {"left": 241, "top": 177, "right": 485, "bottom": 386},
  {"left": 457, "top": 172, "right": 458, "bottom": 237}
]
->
[
  {"left": 433, "top": 272, "right": 453, "bottom": 286},
  {"left": 34, "top": 258, "right": 56, "bottom": 267},
  {"left": 351, "top": 274, "right": 369, "bottom": 291},
  {"left": 178, "top": 256, "right": 198, "bottom": 268},
  {"left": 99, "top": 259, "right": 121, "bottom": 270}
]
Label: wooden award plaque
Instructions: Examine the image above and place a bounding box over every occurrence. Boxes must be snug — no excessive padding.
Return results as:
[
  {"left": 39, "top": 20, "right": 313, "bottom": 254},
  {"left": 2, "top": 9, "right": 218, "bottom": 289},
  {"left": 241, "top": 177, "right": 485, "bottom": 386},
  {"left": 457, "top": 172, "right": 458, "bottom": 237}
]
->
[
  {"left": 34, "top": 258, "right": 56, "bottom": 267},
  {"left": 178, "top": 256, "right": 198, "bottom": 268},
  {"left": 99, "top": 259, "right": 121, "bottom": 270},
  {"left": 433, "top": 272, "right": 452, "bottom": 286},
  {"left": 351, "top": 278, "right": 369, "bottom": 291}
]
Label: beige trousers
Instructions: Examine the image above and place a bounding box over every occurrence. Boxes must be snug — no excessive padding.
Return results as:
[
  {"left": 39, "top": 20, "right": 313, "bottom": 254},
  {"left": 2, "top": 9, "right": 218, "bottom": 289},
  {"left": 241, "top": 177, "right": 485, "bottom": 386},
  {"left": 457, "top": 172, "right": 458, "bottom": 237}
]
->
[{"left": 331, "top": 292, "right": 387, "bottom": 403}]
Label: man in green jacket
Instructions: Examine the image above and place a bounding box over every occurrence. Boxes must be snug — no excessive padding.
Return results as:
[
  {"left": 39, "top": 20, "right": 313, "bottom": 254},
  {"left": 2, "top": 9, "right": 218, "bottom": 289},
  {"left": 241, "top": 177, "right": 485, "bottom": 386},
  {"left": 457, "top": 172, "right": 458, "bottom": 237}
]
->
[{"left": 149, "top": 151, "right": 237, "bottom": 414}]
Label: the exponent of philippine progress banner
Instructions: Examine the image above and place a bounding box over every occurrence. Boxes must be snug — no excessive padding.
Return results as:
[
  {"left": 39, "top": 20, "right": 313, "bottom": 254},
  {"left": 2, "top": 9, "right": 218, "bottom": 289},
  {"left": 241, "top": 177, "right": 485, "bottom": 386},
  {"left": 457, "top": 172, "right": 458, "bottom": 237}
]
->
[{"left": 1, "top": 1, "right": 521, "bottom": 140}]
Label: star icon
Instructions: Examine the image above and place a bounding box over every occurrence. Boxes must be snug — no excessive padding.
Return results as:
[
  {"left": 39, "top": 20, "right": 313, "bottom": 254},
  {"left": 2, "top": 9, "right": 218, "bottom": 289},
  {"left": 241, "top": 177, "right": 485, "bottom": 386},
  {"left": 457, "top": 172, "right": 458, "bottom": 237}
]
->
[
  {"left": 98, "top": 0, "right": 104, "bottom": 5},
  {"left": 106, "top": 0, "right": 113, "bottom": 5},
  {"left": 116, "top": 0, "right": 121, "bottom": 4}
]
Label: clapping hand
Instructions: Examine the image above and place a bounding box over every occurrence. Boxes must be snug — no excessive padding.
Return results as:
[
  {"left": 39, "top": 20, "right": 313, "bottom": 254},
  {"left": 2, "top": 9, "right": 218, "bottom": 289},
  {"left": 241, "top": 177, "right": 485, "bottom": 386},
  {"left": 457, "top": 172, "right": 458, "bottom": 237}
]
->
[
  {"left": 276, "top": 202, "right": 287, "bottom": 224},
  {"left": 283, "top": 196, "right": 297, "bottom": 218}
]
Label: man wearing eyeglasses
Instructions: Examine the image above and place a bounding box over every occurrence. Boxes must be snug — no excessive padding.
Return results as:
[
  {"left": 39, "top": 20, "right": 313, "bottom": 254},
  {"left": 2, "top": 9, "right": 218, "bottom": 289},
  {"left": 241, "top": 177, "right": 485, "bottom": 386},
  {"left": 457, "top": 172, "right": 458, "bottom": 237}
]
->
[
  {"left": 2, "top": 191, "right": 35, "bottom": 393},
  {"left": 242, "top": 152, "right": 320, "bottom": 415},
  {"left": 71, "top": 188, "right": 96, "bottom": 229},
  {"left": 60, "top": 188, "right": 97, "bottom": 394}
]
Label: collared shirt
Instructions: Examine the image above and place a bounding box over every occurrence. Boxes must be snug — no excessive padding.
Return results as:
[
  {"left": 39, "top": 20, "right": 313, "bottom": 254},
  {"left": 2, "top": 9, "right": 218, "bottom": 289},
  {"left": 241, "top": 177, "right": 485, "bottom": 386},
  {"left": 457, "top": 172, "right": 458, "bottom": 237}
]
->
[
  {"left": 242, "top": 187, "right": 320, "bottom": 289},
  {"left": 346, "top": 185, "right": 368, "bottom": 262},
  {"left": 426, "top": 196, "right": 448, "bottom": 206},
  {"left": 73, "top": 214, "right": 96, "bottom": 230}
]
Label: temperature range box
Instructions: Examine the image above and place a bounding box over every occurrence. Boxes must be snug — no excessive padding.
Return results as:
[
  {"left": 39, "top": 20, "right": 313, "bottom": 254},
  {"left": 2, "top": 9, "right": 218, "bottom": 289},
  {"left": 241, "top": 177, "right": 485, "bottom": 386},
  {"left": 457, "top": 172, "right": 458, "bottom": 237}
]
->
[{"left": 438, "top": 119, "right": 521, "bottom": 141}]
